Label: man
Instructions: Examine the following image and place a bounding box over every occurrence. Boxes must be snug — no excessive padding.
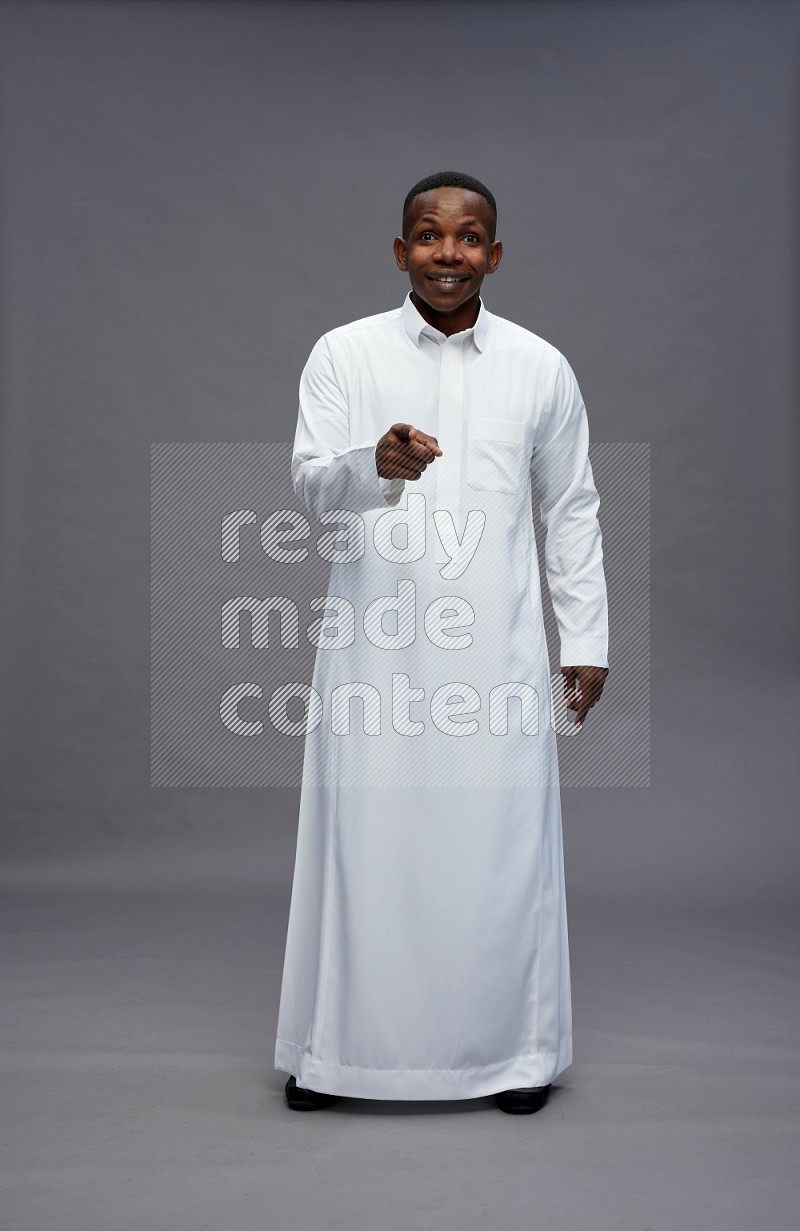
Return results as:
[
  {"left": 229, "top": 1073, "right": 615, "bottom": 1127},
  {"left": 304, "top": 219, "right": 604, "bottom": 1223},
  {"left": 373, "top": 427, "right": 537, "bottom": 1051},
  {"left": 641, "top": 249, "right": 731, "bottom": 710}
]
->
[{"left": 275, "top": 171, "right": 609, "bottom": 1114}]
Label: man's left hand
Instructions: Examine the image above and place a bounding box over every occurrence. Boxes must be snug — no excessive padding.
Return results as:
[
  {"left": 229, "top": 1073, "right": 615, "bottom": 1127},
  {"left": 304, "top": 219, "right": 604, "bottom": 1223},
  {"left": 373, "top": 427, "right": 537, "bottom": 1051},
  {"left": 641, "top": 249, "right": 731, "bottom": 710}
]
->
[{"left": 560, "top": 665, "right": 609, "bottom": 727}]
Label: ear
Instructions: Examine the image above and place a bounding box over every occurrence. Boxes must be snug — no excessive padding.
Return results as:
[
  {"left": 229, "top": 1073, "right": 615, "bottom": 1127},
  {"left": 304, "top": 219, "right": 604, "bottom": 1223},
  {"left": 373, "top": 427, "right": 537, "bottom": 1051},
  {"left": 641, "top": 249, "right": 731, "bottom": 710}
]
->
[
  {"left": 393, "top": 235, "right": 408, "bottom": 271},
  {"left": 486, "top": 240, "right": 503, "bottom": 275}
]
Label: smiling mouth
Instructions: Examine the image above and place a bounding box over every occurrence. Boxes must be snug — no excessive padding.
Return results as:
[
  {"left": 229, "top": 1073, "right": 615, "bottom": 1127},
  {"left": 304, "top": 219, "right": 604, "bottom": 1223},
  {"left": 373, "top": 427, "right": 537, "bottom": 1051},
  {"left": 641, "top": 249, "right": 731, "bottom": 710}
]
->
[{"left": 426, "top": 273, "right": 469, "bottom": 284}]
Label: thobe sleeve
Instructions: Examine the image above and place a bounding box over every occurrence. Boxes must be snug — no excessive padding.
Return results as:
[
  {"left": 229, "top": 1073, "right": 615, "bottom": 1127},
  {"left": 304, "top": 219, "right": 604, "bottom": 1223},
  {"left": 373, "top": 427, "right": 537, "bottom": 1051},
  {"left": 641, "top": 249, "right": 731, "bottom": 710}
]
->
[
  {"left": 531, "top": 351, "right": 609, "bottom": 669},
  {"left": 291, "top": 335, "right": 407, "bottom": 519}
]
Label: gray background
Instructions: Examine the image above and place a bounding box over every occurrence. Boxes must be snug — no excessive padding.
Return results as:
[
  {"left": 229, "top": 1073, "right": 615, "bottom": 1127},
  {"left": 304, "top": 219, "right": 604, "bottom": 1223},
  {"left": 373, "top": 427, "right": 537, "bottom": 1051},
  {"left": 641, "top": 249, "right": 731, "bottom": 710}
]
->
[{"left": 1, "top": 1, "right": 798, "bottom": 1228}]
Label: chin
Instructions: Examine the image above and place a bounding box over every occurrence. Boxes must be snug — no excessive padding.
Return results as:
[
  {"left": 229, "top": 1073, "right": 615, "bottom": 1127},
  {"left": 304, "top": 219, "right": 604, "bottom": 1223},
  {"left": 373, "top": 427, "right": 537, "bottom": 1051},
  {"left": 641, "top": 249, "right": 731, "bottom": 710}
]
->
[{"left": 417, "top": 289, "right": 471, "bottom": 313}]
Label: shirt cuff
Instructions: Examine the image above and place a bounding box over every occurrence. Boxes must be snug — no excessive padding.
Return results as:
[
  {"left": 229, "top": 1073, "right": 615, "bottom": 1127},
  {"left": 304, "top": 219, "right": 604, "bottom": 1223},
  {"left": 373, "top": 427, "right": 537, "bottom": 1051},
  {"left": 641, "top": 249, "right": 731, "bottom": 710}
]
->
[
  {"left": 378, "top": 474, "right": 407, "bottom": 506},
  {"left": 559, "top": 638, "right": 608, "bottom": 669}
]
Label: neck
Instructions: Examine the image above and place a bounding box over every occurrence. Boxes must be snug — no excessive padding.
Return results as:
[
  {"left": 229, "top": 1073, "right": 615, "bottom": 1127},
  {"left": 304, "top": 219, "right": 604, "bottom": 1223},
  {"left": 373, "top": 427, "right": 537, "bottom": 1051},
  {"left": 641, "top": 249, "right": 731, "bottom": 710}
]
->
[{"left": 410, "top": 290, "right": 481, "bottom": 337}]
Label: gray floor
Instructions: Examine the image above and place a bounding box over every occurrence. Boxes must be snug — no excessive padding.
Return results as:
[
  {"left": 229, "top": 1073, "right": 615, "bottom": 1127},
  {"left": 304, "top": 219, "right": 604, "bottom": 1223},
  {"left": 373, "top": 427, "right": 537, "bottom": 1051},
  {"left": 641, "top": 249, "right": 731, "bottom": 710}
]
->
[{"left": 2, "top": 877, "right": 796, "bottom": 1230}]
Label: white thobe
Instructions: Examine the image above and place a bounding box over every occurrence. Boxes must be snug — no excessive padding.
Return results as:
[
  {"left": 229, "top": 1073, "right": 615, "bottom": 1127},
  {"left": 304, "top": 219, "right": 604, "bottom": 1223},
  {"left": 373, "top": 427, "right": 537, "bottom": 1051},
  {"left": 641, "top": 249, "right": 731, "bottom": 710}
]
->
[{"left": 274, "top": 291, "right": 608, "bottom": 1100}]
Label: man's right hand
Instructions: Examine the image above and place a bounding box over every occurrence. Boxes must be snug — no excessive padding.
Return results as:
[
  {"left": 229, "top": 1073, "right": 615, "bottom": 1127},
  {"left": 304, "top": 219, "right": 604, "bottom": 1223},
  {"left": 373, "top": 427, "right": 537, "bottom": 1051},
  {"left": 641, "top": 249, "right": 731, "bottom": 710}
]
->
[{"left": 376, "top": 423, "right": 443, "bottom": 481}]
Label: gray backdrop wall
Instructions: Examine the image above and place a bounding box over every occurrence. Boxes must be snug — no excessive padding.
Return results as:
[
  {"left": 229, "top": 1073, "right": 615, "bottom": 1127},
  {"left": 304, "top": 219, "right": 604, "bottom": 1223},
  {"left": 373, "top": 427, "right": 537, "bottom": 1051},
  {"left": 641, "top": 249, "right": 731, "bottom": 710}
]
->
[
  {"left": 2, "top": 5, "right": 798, "bottom": 1229},
  {"left": 1, "top": 0, "right": 798, "bottom": 904}
]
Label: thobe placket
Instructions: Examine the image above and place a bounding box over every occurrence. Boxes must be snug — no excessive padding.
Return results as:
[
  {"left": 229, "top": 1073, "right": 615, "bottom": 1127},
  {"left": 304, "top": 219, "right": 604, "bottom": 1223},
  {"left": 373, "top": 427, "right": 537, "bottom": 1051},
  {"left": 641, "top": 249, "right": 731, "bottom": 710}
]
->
[{"left": 432, "top": 333, "right": 466, "bottom": 565}]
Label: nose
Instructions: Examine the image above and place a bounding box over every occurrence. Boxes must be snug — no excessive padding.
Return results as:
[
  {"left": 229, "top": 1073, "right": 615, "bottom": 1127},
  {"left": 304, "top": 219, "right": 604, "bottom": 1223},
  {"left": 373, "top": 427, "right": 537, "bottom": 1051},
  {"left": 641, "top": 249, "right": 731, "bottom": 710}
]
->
[{"left": 434, "top": 234, "right": 461, "bottom": 263}]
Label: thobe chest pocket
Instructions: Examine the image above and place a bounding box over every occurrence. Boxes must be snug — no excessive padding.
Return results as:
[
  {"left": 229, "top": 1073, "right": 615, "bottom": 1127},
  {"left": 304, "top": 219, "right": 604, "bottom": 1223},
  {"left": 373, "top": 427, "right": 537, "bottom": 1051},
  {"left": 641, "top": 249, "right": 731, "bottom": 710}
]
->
[{"left": 465, "top": 417, "right": 527, "bottom": 494}]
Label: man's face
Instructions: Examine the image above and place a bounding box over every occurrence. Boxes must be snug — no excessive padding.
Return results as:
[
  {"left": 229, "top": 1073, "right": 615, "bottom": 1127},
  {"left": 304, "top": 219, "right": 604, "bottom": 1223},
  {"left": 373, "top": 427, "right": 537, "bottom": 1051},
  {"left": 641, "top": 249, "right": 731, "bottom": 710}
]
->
[{"left": 393, "top": 187, "right": 502, "bottom": 322}]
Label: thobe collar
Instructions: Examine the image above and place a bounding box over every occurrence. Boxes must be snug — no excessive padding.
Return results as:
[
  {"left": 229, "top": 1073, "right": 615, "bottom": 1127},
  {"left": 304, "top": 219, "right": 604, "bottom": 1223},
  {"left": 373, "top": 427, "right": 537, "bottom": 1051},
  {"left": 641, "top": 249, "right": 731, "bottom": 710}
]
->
[{"left": 401, "top": 290, "right": 489, "bottom": 353}]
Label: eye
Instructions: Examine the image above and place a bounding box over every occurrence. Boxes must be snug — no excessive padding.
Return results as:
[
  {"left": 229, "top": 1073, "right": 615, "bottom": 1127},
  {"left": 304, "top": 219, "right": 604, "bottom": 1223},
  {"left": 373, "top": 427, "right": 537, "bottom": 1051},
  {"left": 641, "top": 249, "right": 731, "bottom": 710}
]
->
[
  {"left": 419, "top": 231, "right": 435, "bottom": 241},
  {"left": 463, "top": 233, "right": 480, "bottom": 243}
]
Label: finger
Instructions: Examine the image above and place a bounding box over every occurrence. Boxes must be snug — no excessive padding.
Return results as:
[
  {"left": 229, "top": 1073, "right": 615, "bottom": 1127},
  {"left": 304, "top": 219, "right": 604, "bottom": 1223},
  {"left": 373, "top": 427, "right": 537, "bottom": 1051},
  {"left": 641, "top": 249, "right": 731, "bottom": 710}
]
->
[
  {"left": 561, "top": 667, "right": 578, "bottom": 705},
  {"left": 385, "top": 428, "right": 435, "bottom": 467},
  {"left": 380, "top": 457, "right": 424, "bottom": 480},
  {"left": 382, "top": 438, "right": 426, "bottom": 472},
  {"left": 406, "top": 442, "right": 436, "bottom": 465},
  {"left": 575, "top": 667, "right": 606, "bottom": 710},
  {"left": 406, "top": 434, "right": 440, "bottom": 463},
  {"left": 568, "top": 689, "right": 583, "bottom": 714},
  {"left": 573, "top": 668, "right": 607, "bottom": 724},
  {"left": 410, "top": 428, "right": 443, "bottom": 457}
]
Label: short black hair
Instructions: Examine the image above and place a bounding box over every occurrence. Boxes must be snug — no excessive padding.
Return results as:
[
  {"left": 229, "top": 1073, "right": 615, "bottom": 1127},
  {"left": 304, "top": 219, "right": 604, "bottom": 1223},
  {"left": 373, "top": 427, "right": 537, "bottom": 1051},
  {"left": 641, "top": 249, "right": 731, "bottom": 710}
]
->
[{"left": 402, "top": 171, "right": 497, "bottom": 240}]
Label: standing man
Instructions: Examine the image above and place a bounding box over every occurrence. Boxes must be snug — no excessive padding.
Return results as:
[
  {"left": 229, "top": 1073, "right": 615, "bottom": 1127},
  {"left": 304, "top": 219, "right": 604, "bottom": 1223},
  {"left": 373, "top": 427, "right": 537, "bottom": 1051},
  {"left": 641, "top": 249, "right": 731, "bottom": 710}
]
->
[{"left": 275, "top": 171, "right": 608, "bottom": 1114}]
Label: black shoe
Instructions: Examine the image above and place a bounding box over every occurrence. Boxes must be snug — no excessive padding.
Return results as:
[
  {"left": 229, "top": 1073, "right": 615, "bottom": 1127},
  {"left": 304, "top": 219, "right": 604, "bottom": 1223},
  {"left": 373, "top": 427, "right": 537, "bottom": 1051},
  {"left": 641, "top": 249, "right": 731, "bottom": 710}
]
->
[
  {"left": 495, "top": 1083, "right": 551, "bottom": 1114},
  {"left": 285, "top": 1074, "right": 340, "bottom": 1110}
]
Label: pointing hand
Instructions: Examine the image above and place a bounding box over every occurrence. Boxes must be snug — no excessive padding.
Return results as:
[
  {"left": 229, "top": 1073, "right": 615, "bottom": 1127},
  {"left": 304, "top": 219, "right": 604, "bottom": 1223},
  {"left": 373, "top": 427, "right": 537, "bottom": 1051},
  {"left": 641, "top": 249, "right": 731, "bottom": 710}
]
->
[{"left": 376, "top": 423, "right": 443, "bottom": 481}]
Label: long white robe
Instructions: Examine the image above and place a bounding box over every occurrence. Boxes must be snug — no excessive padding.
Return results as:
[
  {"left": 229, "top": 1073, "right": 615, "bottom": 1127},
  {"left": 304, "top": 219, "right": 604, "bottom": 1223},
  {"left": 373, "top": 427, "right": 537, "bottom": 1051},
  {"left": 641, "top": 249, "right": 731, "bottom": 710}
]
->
[{"left": 274, "top": 292, "right": 608, "bottom": 1100}]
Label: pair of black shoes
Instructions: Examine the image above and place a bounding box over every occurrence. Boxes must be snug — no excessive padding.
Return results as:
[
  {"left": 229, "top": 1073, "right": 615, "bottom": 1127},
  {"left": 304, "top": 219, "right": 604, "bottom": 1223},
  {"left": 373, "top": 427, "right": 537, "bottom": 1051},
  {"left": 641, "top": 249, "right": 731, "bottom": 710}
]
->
[{"left": 284, "top": 1074, "right": 551, "bottom": 1114}]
